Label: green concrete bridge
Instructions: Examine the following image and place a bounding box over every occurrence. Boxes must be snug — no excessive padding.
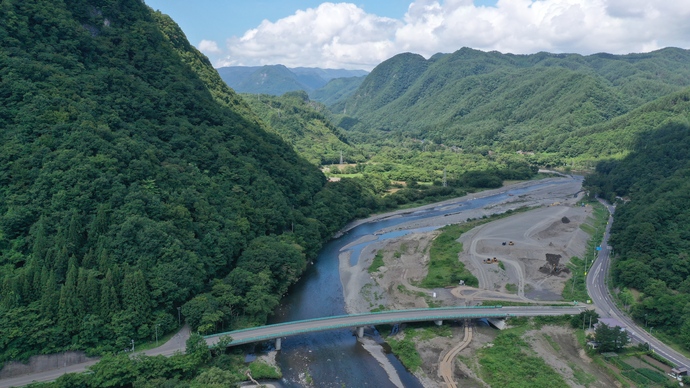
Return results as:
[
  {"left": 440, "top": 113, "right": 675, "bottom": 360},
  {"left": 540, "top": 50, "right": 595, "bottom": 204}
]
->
[{"left": 204, "top": 305, "right": 584, "bottom": 350}]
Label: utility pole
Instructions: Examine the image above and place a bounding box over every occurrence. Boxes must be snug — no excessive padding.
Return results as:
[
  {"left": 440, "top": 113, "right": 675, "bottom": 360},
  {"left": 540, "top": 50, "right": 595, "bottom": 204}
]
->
[
  {"left": 131, "top": 339, "right": 135, "bottom": 352},
  {"left": 443, "top": 168, "right": 447, "bottom": 187},
  {"left": 155, "top": 324, "right": 160, "bottom": 346},
  {"left": 177, "top": 306, "right": 181, "bottom": 326},
  {"left": 340, "top": 151, "right": 343, "bottom": 165}
]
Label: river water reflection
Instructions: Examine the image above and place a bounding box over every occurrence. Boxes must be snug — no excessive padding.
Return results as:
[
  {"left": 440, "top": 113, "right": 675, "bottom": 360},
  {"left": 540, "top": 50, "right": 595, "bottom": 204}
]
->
[{"left": 268, "top": 178, "right": 576, "bottom": 387}]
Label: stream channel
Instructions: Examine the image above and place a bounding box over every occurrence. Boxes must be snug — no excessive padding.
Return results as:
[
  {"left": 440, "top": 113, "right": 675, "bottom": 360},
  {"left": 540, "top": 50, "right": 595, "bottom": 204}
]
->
[{"left": 265, "top": 179, "right": 575, "bottom": 387}]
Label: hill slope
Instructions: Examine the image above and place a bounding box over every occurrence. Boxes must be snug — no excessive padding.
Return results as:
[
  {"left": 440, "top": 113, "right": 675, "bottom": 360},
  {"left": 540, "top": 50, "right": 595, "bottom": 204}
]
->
[
  {"left": 308, "top": 76, "right": 366, "bottom": 106},
  {"left": 0, "top": 0, "right": 371, "bottom": 361},
  {"left": 583, "top": 101, "right": 690, "bottom": 348},
  {"left": 333, "top": 47, "right": 690, "bottom": 158},
  {"left": 241, "top": 91, "right": 364, "bottom": 166}
]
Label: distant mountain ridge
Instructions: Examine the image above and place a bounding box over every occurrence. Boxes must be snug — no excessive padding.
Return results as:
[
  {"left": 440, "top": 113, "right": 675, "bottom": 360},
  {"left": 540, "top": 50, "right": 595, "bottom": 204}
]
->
[
  {"left": 332, "top": 47, "right": 690, "bottom": 159},
  {"left": 217, "top": 65, "right": 367, "bottom": 97}
]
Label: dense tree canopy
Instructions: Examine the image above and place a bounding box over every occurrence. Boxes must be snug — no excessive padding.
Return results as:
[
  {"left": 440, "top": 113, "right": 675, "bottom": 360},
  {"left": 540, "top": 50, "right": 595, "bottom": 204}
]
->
[
  {"left": 584, "top": 116, "right": 690, "bottom": 350},
  {"left": 0, "top": 0, "right": 375, "bottom": 361}
]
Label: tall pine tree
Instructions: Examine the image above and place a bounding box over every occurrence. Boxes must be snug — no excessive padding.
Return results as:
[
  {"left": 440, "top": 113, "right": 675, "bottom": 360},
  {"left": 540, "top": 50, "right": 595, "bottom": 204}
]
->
[
  {"left": 57, "top": 259, "right": 83, "bottom": 335},
  {"left": 100, "top": 270, "right": 120, "bottom": 318},
  {"left": 122, "top": 270, "right": 152, "bottom": 328}
]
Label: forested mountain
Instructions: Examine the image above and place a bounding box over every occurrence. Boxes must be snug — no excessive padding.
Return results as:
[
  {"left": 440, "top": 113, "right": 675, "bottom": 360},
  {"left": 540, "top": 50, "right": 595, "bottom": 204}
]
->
[
  {"left": 332, "top": 47, "right": 690, "bottom": 160},
  {"left": 0, "top": 0, "right": 374, "bottom": 362},
  {"left": 308, "top": 76, "right": 366, "bottom": 106},
  {"left": 217, "top": 65, "right": 367, "bottom": 96},
  {"left": 241, "top": 91, "right": 365, "bottom": 166},
  {"left": 584, "top": 95, "right": 690, "bottom": 349}
]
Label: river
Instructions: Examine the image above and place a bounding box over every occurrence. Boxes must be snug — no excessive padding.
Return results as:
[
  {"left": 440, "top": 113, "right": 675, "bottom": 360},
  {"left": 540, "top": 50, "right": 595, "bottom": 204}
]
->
[{"left": 268, "top": 177, "right": 579, "bottom": 387}]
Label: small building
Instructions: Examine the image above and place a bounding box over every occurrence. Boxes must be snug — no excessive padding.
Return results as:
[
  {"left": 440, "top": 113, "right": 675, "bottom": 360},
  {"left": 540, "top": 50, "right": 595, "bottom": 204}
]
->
[
  {"left": 670, "top": 367, "right": 688, "bottom": 380},
  {"left": 596, "top": 318, "right": 627, "bottom": 331}
]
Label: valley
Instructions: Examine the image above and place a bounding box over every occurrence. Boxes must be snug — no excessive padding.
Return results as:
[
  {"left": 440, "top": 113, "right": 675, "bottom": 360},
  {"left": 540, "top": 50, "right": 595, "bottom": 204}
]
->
[{"left": 2, "top": 1, "right": 690, "bottom": 387}]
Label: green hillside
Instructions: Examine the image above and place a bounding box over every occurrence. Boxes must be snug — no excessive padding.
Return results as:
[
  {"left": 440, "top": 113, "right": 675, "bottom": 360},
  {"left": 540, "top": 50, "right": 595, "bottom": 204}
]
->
[
  {"left": 309, "top": 75, "right": 365, "bottom": 106},
  {"left": 0, "top": 0, "right": 373, "bottom": 361},
  {"left": 333, "top": 47, "right": 690, "bottom": 161},
  {"left": 241, "top": 91, "right": 364, "bottom": 165},
  {"left": 584, "top": 105, "right": 690, "bottom": 350},
  {"left": 560, "top": 87, "right": 690, "bottom": 163}
]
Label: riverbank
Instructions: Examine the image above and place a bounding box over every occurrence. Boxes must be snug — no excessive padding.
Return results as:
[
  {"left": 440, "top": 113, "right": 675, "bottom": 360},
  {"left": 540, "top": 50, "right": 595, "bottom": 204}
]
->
[
  {"left": 337, "top": 175, "right": 618, "bottom": 386},
  {"left": 335, "top": 175, "right": 572, "bottom": 238}
]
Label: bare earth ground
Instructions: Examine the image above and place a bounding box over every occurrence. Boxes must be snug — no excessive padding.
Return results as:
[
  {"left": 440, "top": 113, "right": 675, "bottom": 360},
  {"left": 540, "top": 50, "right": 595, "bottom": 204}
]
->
[{"left": 338, "top": 177, "right": 617, "bottom": 387}]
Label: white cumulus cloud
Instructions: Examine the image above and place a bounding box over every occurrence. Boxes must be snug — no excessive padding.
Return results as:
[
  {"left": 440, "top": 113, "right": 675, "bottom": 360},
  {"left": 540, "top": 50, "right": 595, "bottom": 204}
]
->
[
  {"left": 198, "top": 39, "right": 221, "bottom": 54},
  {"left": 207, "top": 0, "right": 690, "bottom": 70},
  {"left": 217, "top": 2, "right": 401, "bottom": 69}
]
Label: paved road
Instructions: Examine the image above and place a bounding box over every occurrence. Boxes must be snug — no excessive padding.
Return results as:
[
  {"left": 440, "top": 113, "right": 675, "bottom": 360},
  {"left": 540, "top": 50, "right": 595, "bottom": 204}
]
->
[
  {"left": 204, "top": 306, "right": 585, "bottom": 347},
  {"left": 0, "top": 326, "right": 190, "bottom": 388},
  {"left": 587, "top": 201, "right": 690, "bottom": 370}
]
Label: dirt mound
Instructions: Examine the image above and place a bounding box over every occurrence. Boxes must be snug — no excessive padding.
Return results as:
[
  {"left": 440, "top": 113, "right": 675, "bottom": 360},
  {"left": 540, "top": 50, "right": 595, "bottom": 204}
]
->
[{"left": 539, "top": 253, "right": 570, "bottom": 275}]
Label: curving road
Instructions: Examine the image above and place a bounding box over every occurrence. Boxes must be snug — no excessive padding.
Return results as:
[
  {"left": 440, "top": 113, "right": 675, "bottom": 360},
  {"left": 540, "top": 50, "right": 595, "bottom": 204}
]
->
[
  {"left": 587, "top": 201, "right": 690, "bottom": 370},
  {"left": 0, "top": 326, "right": 190, "bottom": 388}
]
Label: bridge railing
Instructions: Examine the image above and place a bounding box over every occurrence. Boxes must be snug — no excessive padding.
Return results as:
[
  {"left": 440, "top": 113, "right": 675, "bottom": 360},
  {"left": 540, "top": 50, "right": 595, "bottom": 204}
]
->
[
  {"left": 203, "top": 305, "right": 584, "bottom": 347},
  {"left": 204, "top": 306, "right": 506, "bottom": 340}
]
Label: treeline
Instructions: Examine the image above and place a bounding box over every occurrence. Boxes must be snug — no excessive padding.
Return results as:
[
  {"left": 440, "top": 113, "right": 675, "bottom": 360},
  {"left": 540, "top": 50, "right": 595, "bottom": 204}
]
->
[
  {"left": 584, "top": 118, "right": 690, "bottom": 349},
  {"left": 0, "top": 0, "right": 375, "bottom": 362}
]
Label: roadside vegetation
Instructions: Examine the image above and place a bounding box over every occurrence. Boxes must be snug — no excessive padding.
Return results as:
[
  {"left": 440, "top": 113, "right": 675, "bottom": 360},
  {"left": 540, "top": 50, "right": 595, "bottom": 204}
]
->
[
  {"left": 27, "top": 334, "right": 280, "bottom": 387},
  {"left": 585, "top": 120, "right": 690, "bottom": 352},
  {"left": 562, "top": 199, "right": 610, "bottom": 302}
]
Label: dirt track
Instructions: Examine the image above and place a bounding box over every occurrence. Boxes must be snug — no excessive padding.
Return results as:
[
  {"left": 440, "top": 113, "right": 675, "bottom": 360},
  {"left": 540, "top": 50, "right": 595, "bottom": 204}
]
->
[
  {"left": 439, "top": 325, "right": 473, "bottom": 388},
  {"left": 342, "top": 176, "right": 592, "bottom": 314}
]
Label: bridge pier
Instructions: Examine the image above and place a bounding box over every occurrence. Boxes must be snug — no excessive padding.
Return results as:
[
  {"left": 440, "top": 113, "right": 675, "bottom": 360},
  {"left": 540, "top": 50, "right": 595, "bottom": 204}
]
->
[
  {"left": 275, "top": 337, "right": 281, "bottom": 351},
  {"left": 357, "top": 326, "right": 364, "bottom": 338},
  {"left": 434, "top": 320, "right": 443, "bottom": 326}
]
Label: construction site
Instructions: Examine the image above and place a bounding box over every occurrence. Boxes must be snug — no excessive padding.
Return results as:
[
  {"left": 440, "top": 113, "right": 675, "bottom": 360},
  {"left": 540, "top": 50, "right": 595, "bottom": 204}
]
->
[{"left": 339, "top": 176, "right": 616, "bottom": 387}]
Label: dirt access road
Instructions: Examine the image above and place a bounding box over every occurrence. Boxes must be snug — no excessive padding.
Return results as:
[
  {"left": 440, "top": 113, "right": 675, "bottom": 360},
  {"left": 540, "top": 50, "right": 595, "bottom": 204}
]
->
[
  {"left": 340, "top": 176, "right": 620, "bottom": 387},
  {"left": 341, "top": 175, "right": 590, "bottom": 313}
]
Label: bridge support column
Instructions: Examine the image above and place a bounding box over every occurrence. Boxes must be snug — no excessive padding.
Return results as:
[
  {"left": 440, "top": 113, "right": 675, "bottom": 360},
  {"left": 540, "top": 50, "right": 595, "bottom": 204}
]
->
[
  {"left": 434, "top": 320, "right": 443, "bottom": 326},
  {"left": 275, "top": 338, "right": 281, "bottom": 351},
  {"left": 357, "top": 326, "right": 364, "bottom": 338}
]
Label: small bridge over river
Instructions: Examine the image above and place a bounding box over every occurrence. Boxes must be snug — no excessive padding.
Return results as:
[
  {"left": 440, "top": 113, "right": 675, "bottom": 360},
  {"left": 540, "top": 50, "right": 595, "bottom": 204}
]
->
[{"left": 204, "top": 305, "right": 584, "bottom": 350}]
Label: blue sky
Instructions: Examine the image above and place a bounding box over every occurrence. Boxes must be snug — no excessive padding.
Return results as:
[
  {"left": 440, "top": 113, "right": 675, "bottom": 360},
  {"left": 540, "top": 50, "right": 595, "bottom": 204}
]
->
[
  {"left": 143, "top": 1, "right": 690, "bottom": 70},
  {"left": 144, "top": 1, "right": 439, "bottom": 45}
]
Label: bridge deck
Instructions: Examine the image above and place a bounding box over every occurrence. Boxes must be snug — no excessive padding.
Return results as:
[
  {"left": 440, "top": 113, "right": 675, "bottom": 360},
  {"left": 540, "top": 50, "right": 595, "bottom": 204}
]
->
[{"left": 204, "top": 305, "right": 583, "bottom": 347}]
